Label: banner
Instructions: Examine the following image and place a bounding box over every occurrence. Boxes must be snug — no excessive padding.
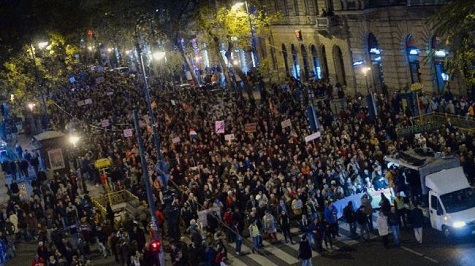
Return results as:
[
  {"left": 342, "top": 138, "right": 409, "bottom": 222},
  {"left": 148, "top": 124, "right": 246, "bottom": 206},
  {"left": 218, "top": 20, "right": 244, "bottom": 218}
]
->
[
  {"left": 215, "top": 120, "right": 225, "bottom": 134},
  {"left": 305, "top": 131, "right": 321, "bottom": 142},
  {"left": 281, "top": 119, "right": 292, "bottom": 128},
  {"left": 123, "top": 128, "right": 133, "bottom": 138},
  {"left": 245, "top": 123, "right": 257, "bottom": 133}
]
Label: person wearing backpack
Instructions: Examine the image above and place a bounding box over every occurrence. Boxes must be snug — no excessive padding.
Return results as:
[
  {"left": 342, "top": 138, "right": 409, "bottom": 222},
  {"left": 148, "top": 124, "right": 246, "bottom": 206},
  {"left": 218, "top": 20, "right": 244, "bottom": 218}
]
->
[
  {"left": 223, "top": 209, "right": 235, "bottom": 243},
  {"left": 356, "top": 206, "right": 370, "bottom": 241}
]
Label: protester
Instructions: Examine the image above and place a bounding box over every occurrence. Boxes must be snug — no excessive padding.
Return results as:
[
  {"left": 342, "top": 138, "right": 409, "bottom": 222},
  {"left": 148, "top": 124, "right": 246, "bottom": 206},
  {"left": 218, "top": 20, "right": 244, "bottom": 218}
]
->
[
  {"left": 376, "top": 211, "right": 389, "bottom": 249},
  {"left": 2, "top": 65, "right": 473, "bottom": 265},
  {"left": 410, "top": 202, "right": 424, "bottom": 244}
]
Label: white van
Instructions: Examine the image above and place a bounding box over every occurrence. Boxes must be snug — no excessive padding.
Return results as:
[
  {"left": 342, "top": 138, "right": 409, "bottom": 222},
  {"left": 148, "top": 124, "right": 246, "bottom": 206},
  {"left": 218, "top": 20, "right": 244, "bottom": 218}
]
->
[
  {"left": 385, "top": 150, "right": 475, "bottom": 238},
  {"left": 426, "top": 167, "right": 475, "bottom": 238}
]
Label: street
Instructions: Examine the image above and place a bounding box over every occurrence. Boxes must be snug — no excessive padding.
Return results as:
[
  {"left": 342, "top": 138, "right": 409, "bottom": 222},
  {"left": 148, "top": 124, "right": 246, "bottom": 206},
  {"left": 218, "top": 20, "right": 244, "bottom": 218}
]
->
[{"left": 10, "top": 215, "right": 475, "bottom": 265}]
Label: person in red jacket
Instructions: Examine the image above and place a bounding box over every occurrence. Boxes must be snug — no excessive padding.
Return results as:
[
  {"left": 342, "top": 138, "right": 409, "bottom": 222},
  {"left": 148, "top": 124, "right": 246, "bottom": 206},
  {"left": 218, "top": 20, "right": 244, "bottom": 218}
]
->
[{"left": 31, "top": 254, "right": 45, "bottom": 266}]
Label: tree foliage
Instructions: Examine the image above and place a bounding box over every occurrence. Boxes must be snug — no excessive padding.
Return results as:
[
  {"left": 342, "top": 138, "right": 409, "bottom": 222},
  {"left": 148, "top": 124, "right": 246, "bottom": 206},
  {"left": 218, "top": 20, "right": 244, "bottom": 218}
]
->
[{"left": 430, "top": 1, "right": 475, "bottom": 88}]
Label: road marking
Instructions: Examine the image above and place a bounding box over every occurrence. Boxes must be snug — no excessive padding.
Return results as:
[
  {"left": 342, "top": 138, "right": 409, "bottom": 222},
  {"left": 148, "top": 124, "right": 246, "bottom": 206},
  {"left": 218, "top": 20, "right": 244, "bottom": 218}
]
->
[{"left": 401, "top": 246, "right": 439, "bottom": 264}]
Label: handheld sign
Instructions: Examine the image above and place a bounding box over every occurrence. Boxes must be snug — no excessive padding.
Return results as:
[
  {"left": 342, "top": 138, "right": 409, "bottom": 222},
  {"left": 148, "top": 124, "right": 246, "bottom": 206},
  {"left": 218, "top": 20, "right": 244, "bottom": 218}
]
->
[
  {"left": 215, "top": 120, "right": 225, "bottom": 134},
  {"left": 305, "top": 131, "right": 321, "bottom": 142},
  {"left": 123, "top": 128, "right": 133, "bottom": 138},
  {"left": 281, "top": 119, "right": 292, "bottom": 128}
]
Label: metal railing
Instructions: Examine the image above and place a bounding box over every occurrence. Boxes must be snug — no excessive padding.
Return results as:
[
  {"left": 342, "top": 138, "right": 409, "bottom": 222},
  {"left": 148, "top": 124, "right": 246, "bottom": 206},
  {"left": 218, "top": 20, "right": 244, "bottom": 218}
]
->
[
  {"left": 396, "top": 113, "right": 475, "bottom": 137},
  {"left": 91, "top": 190, "right": 140, "bottom": 218}
]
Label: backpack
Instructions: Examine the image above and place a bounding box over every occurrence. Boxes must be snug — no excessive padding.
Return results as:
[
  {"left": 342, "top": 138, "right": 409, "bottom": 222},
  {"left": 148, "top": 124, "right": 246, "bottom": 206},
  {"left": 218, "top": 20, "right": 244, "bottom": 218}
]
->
[{"left": 223, "top": 212, "right": 234, "bottom": 226}]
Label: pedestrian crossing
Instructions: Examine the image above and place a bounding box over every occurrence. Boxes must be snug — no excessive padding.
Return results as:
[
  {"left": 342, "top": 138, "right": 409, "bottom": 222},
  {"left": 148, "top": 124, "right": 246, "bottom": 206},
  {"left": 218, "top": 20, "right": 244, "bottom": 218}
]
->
[{"left": 179, "top": 213, "right": 381, "bottom": 266}]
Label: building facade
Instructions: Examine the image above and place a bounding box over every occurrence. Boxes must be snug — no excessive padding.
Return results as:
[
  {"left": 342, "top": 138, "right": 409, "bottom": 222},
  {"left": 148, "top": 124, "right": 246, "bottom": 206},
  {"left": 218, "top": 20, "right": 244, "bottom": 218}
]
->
[{"left": 261, "top": 0, "right": 455, "bottom": 95}]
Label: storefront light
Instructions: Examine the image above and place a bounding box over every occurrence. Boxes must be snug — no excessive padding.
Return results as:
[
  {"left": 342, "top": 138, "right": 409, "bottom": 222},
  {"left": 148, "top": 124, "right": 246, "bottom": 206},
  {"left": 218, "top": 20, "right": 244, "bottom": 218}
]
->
[
  {"left": 434, "top": 49, "right": 447, "bottom": 58},
  {"left": 369, "top": 48, "right": 381, "bottom": 55}
]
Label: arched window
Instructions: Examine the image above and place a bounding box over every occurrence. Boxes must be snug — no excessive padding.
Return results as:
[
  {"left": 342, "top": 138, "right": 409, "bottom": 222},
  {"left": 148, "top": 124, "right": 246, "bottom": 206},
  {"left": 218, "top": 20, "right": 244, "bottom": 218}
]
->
[
  {"left": 282, "top": 44, "right": 289, "bottom": 74},
  {"left": 430, "top": 36, "right": 449, "bottom": 92},
  {"left": 368, "top": 33, "right": 384, "bottom": 93},
  {"left": 321, "top": 45, "right": 329, "bottom": 80},
  {"left": 301, "top": 44, "right": 310, "bottom": 81},
  {"left": 310, "top": 45, "right": 322, "bottom": 79},
  {"left": 406, "top": 35, "right": 421, "bottom": 84},
  {"left": 333, "top": 45, "right": 346, "bottom": 85},
  {"left": 291, "top": 44, "right": 300, "bottom": 79}
]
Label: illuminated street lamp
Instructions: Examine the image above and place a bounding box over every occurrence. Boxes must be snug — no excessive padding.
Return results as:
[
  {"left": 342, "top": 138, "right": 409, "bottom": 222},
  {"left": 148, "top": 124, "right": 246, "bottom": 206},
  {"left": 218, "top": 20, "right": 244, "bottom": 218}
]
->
[
  {"left": 69, "top": 134, "right": 80, "bottom": 148},
  {"left": 362, "top": 66, "right": 371, "bottom": 94},
  {"left": 27, "top": 103, "right": 36, "bottom": 111},
  {"left": 152, "top": 50, "right": 166, "bottom": 61},
  {"left": 232, "top": 1, "right": 258, "bottom": 67}
]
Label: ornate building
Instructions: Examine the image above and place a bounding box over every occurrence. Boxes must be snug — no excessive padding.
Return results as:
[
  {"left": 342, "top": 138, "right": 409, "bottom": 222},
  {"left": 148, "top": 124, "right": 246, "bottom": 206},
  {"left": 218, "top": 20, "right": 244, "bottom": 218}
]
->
[{"left": 260, "top": 0, "right": 454, "bottom": 95}]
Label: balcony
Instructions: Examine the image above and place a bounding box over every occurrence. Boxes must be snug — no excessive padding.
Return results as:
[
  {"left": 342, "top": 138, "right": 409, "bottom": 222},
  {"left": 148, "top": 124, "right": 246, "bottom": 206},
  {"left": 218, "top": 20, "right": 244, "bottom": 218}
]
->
[{"left": 315, "top": 16, "right": 338, "bottom": 29}]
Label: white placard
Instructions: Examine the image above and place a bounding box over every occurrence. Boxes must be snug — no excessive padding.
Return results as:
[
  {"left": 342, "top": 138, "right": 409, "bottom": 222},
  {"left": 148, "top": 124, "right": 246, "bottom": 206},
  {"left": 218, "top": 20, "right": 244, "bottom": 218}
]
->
[
  {"left": 77, "top": 101, "right": 85, "bottom": 107},
  {"left": 172, "top": 137, "right": 181, "bottom": 144},
  {"left": 171, "top": 100, "right": 176, "bottom": 106},
  {"left": 225, "top": 134, "right": 235, "bottom": 141},
  {"left": 305, "top": 131, "right": 321, "bottom": 142},
  {"left": 281, "top": 119, "right": 292, "bottom": 128},
  {"left": 123, "top": 128, "right": 133, "bottom": 137},
  {"left": 106, "top": 91, "right": 114, "bottom": 96},
  {"left": 84, "top": 98, "right": 93, "bottom": 105},
  {"left": 101, "top": 119, "right": 110, "bottom": 127}
]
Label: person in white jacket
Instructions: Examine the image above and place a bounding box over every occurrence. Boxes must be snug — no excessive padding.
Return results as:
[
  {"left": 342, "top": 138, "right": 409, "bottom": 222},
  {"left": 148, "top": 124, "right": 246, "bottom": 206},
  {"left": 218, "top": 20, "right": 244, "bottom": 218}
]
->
[{"left": 376, "top": 211, "right": 389, "bottom": 249}]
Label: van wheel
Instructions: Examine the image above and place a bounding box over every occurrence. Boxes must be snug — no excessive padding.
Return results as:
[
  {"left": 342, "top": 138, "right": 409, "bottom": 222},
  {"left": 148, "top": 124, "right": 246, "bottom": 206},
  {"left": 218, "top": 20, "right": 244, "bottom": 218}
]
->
[{"left": 443, "top": 225, "right": 452, "bottom": 239}]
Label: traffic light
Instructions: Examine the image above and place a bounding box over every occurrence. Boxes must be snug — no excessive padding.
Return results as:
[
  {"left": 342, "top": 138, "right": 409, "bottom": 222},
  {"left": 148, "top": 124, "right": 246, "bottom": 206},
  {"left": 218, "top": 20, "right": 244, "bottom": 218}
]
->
[
  {"left": 295, "top": 30, "right": 303, "bottom": 41},
  {"left": 148, "top": 240, "right": 162, "bottom": 254}
]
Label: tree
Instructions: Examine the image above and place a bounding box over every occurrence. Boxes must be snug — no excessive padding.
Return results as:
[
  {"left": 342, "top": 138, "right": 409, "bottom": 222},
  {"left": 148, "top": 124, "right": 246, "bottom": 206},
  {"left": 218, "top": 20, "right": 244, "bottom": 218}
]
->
[
  {"left": 430, "top": 1, "right": 475, "bottom": 89},
  {"left": 195, "top": 0, "right": 280, "bottom": 90},
  {"left": 1, "top": 33, "right": 80, "bottom": 103}
]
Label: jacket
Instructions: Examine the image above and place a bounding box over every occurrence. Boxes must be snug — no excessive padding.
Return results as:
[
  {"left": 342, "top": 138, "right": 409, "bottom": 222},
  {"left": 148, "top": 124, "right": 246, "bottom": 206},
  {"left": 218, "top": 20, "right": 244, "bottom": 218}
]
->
[
  {"left": 298, "top": 240, "right": 312, "bottom": 260},
  {"left": 411, "top": 207, "right": 424, "bottom": 228}
]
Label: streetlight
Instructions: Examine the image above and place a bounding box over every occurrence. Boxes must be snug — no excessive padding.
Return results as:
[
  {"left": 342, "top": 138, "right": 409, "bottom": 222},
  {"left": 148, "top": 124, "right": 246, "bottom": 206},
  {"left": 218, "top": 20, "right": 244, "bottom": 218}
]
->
[
  {"left": 27, "top": 103, "right": 36, "bottom": 111},
  {"left": 68, "top": 133, "right": 87, "bottom": 193},
  {"left": 29, "top": 41, "right": 50, "bottom": 131},
  {"left": 69, "top": 134, "right": 80, "bottom": 148},
  {"left": 152, "top": 50, "right": 166, "bottom": 61},
  {"left": 232, "top": 1, "right": 258, "bottom": 67},
  {"left": 362, "top": 66, "right": 371, "bottom": 94}
]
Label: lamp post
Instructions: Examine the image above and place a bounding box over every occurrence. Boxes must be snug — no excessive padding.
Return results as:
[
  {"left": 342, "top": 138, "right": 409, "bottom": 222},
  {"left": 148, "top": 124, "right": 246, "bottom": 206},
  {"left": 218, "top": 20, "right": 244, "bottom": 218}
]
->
[
  {"left": 29, "top": 41, "right": 50, "bottom": 131},
  {"left": 232, "top": 1, "right": 258, "bottom": 67},
  {"left": 135, "top": 38, "right": 167, "bottom": 266},
  {"left": 69, "top": 134, "right": 87, "bottom": 193}
]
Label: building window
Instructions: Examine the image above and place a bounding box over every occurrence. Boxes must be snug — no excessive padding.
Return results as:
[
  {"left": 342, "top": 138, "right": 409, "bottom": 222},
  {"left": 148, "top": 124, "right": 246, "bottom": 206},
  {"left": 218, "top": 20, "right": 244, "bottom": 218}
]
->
[
  {"left": 291, "top": 44, "right": 300, "bottom": 79},
  {"left": 406, "top": 35, "right": 421, "bottom": 84},
  {"left": 282, "top": 44, "right": 289, "bottom": 74},
  {"left": 310, "top": 45, "right": 322, "bottom": 79},
  {"left": 333, "top": 45, "right": 346, "bottom": 86},
  {"left": 368, "top": 33, "right": 384, "bottom": 93}
]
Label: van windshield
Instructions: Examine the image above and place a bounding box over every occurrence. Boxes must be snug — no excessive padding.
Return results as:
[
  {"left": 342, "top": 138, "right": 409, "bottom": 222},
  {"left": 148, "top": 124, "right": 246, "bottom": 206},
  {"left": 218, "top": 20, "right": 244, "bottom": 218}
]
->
[{"left": 440, "top": 188, "right": 475, "bottom": 213}]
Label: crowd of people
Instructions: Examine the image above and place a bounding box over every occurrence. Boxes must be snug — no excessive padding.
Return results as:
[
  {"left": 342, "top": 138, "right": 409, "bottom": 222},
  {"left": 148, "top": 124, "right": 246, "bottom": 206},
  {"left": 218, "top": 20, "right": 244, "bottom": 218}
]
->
[{"left": 0, "top": 65, "right": 474, "bottom": 266}]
